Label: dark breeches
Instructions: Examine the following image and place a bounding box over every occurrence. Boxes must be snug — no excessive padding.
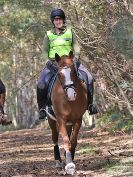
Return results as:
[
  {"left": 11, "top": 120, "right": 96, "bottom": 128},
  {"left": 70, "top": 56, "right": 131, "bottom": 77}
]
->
[
  {"left": 37, "top": 61, "right": 57, "bottom": 109},
  {"left": 37, "top": 61, "right": 57, "bottom": 90},
  {"left": 78, "top": 64, "right": 93, "bottom": 84}
]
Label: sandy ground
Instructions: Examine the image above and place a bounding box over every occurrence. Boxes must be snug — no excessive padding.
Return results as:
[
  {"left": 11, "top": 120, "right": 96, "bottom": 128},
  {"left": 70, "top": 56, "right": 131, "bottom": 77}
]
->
[{"left": 0, "top": 125, "right": 133, "bottom": 177}]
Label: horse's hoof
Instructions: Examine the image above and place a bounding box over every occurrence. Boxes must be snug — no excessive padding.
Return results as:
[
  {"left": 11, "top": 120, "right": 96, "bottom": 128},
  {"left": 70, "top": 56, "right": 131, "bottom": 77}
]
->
[{"left": 65, "top": 162, "right": 75, "bottom": 175}]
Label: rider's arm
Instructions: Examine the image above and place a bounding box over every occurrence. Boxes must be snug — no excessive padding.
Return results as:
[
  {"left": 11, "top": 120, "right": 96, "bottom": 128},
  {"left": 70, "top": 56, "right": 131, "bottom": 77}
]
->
[
  {"left": 42, "top": 34, "right": 49, "bottom": 64},
  {"left": 72, "top": 31, "right": 80, "bottom": 60}
]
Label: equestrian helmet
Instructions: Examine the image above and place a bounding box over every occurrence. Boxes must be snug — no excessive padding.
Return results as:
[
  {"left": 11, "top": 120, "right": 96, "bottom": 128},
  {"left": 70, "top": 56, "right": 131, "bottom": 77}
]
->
[{"left": 50, "top": 9, "right": 66, "bottom": 22}]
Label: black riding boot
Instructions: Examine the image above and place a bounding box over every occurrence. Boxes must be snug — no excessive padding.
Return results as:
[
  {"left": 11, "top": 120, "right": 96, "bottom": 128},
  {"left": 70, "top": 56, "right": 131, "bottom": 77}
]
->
[
  {"left": 37, "top": 87, "right": 47, "bottom": 120},
  {"left": 87, "top": 83, "right": 98, "bottom": 115}
]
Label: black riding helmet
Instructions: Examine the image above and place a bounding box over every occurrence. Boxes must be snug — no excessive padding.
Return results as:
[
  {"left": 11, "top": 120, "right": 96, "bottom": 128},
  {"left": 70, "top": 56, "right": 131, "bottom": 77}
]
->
[{"left": 50, "top": 9, "right": 66, "bottom": 23}]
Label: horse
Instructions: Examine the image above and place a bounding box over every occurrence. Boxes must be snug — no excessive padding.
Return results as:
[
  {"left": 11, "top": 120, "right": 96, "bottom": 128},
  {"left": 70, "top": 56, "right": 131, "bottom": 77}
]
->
[{"left": 47, "top": 51, "right": 88, "bottom": 175}]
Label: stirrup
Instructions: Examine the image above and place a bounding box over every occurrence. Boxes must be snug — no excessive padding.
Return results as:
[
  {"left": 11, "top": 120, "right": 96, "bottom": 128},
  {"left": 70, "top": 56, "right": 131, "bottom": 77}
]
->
[{"left": 39, "top": 108, "right": 47, "bottom": 120}]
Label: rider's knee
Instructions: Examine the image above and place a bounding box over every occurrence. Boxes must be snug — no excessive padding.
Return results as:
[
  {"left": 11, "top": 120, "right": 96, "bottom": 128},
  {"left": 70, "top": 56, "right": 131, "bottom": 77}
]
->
[
  {"left": 88, "top": 76, "right": 93, "bottom": 84},
  {"left": 37, "top": 81, "right": 45, "bottom": 90}
]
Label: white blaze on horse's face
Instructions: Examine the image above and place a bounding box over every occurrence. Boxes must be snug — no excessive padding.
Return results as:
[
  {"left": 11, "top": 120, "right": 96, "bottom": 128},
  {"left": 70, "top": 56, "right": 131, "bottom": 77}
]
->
[{"left": 60, "top": 67, "right": 76, "bottom": 101}]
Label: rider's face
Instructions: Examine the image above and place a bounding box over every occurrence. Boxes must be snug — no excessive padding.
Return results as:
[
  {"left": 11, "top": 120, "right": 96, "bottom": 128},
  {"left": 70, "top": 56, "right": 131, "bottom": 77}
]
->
[{"left": 53, "top": 16, "right": 64, "bottom": 29}]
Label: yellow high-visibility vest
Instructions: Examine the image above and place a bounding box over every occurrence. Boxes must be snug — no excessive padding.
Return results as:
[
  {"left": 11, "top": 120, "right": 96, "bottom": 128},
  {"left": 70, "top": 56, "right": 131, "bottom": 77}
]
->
[{"left": 47, "top": 28, "right": 73, "bottom": 58}]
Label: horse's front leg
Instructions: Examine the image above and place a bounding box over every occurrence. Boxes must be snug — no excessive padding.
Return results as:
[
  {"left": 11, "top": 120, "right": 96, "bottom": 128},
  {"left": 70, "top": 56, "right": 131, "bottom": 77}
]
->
[
  {"left": 70, "top": 120, "right": 82, "bottom": 161},
  {"left": 59, "top": 120, "right": 75, "bottom": 175},
  {"left": 48, "top": 118, "right": 62, "bottom": 168}
]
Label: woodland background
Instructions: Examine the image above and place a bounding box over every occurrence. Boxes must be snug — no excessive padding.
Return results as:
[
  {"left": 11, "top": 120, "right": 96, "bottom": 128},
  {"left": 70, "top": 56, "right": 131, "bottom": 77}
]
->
[{"left": 0, "top": 0, "right": 133, "bottom": 131}]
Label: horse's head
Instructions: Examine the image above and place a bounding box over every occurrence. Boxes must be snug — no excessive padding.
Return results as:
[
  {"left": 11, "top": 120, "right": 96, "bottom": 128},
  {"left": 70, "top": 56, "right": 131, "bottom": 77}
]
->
[{"left": 55, "top": 51, "right": 77, "bottom": 101}]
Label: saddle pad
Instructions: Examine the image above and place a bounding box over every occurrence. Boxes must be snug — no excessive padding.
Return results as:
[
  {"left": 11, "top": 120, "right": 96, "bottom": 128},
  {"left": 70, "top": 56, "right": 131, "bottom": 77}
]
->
[{"left": 47, "top": 74, "right": 57, "bottom": 105}]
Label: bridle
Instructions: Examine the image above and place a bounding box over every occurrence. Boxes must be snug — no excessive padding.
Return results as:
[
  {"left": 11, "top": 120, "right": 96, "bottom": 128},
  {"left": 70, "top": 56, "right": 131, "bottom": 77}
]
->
[{"left": 57, "top": 64, "right": 78, "bottom": 94}]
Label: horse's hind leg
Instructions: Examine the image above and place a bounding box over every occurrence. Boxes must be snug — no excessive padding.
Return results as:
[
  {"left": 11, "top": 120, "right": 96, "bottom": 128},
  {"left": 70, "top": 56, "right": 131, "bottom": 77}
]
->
[
  {"left": 64, "top": 124, "right": 72, "bottom": 157},
  {"left": 48, "top": 118, "right": 62, "bottom": 167},
  {"left": 66, "top": 124, "right": 72, "bottom": 139}
]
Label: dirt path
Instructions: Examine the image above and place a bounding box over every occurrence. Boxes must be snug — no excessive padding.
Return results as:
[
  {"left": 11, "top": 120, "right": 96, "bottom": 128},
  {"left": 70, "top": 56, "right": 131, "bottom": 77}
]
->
[{"left": 0, "top": 126, "right": 133, "bottom": 177}]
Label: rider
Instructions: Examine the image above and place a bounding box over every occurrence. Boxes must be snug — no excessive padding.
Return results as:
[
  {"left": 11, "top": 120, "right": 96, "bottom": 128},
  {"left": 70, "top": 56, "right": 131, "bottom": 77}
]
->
[
  {"left": 37, "top": 8, "right": 98, "bottom": 119},
  {"left": 0, "top": 79, "right": 12, "bottom": 125}
]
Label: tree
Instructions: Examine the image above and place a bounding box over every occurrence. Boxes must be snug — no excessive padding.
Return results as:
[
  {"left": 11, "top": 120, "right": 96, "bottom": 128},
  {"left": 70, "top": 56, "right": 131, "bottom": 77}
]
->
[{"left": 60, "top": 0, "right": 133, "bottom": 117}]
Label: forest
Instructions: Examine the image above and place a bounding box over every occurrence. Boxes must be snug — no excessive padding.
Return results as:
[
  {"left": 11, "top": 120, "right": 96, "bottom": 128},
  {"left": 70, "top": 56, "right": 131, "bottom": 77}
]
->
[{"left": 1, "top": 0, "right": 133, "bottom": 130}]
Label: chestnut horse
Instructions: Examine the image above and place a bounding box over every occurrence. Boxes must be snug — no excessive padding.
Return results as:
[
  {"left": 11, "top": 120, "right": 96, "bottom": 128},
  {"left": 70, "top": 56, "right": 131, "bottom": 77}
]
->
[{"left": 48, "top": 51, "right": 88, "bottom": 175}]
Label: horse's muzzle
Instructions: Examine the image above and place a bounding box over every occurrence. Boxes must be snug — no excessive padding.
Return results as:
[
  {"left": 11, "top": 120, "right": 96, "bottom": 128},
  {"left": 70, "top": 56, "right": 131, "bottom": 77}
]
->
[{"left": 65, "top": 87, "right": 77, "bottom": 101}]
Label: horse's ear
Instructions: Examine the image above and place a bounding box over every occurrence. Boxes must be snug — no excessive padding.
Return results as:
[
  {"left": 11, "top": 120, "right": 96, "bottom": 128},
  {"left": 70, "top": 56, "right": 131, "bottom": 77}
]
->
[
  {"left": 55, "top": 53, "right": 61, "bottom": 62},
  {"left": 69, "top": 51, "right": 74, "bottom": 59}
]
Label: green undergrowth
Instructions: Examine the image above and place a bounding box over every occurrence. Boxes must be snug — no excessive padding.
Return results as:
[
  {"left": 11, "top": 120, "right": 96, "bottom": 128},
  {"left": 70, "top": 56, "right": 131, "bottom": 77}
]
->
[
  {"left": 97, "top": 108, "right": 133, "bottom": 133},
  {"left": 106, "top": 157, "right": 133, "bottom": 177},
  {"left": 76, "top": 143, "right": 96, "bottom": 155}
]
